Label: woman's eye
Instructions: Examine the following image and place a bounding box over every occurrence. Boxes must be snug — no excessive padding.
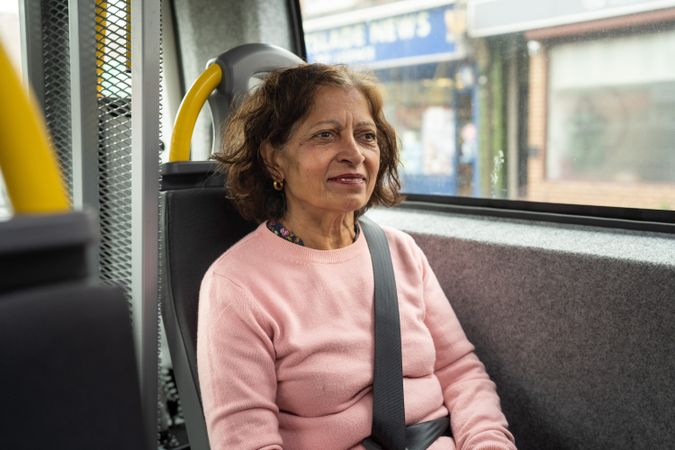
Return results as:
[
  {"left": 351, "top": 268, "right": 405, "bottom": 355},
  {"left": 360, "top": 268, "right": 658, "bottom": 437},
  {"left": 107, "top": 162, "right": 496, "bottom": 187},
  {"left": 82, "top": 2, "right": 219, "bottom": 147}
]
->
[
  {"left": 362, "top": 132, "right": 377, "bottom": 142},
  {"left": 315, "top": 130, "right": 334, "bottom": 139}
]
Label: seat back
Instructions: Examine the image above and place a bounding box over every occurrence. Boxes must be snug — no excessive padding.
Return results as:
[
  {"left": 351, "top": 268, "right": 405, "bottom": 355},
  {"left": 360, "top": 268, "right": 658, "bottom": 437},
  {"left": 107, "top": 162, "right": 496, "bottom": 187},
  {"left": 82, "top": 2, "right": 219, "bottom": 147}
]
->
[
  {"left": 412, "top": 230, "right": 675, "bottom": 450},
  {"left": 161, "top": 43, "right": 303, "bottom": 449},
  {"left": 0, "top": 213, "right": 148, "bottom": 450},
  {"left": 160, "top": 162, "right": 256, "bottom": 449}
]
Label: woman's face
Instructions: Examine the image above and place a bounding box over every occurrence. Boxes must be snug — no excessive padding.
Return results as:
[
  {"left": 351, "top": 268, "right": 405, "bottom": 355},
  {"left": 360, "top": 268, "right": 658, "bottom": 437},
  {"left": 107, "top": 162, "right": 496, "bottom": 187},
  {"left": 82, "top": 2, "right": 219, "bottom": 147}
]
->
[{"left": 266, "top": 85, "right": 381, "bottom": 220}]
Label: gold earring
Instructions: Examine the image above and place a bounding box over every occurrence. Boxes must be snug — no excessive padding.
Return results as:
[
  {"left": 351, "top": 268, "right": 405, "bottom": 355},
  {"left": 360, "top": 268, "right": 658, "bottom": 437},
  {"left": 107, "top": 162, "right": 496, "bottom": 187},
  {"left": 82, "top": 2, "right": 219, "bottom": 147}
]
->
[{"left": 273, "top": 179, "right": 284, "bottom": 191}]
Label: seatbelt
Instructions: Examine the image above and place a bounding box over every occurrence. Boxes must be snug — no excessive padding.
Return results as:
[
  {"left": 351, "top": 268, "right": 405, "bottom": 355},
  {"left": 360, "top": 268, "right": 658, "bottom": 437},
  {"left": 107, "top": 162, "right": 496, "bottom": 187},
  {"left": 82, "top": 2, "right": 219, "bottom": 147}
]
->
[{"left": 360, "top": 216, "right": 407, "bottom": 450}]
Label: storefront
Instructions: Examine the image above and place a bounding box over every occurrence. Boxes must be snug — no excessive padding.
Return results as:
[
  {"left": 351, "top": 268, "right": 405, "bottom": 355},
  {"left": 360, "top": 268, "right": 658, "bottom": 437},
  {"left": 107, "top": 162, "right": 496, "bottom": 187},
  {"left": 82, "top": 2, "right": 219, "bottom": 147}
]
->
[
  {"left": 303, "top": 0, "right": 478, "bottom": 195},
  {"left": 469, "top": 0, "right": 675, "bottom": 208},
  {"left": 544, "top": 29, "right": 675, "bottom": 184}
]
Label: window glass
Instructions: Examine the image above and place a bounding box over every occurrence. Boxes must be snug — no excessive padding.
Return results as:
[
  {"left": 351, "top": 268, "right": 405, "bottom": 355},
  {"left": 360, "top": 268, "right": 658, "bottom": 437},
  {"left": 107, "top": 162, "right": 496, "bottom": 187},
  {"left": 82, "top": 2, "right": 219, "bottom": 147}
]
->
[
  {"left": 547, "top": 30, "right": 675, "bottom": 184},
  {"left": 300, "top": 0, "right": 675, "bottom": 211},
  {"left": 0, "top": 0, "right": 21, "bottom": 219}
]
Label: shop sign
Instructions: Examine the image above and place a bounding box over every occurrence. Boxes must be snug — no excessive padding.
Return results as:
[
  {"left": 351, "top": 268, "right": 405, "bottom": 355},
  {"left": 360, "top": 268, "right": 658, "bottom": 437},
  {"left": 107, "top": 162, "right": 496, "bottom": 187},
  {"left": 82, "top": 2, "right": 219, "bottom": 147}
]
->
[
  {"left": 305, "top": 5, "right": 465, "bottom": 68},
  {"left": 468, "top": 0, "right": 675, "bottom": 37}
]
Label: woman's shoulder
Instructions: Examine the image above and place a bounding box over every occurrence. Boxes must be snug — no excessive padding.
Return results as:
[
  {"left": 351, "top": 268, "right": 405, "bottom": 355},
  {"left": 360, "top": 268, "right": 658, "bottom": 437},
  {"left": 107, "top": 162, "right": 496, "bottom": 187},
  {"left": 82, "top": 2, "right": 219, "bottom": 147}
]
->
[
  {"left": 362, "top": 221, "right": 422, "bottom": 263},
  {"left": 205, "top": 223, "right": 268, "bottom": 278},
  {"left": 373, "top": 224, "right": 439, "bottom": 287},
  {"left": 374, "top": 223, "right": 433, "bottom": 271},
  {"left": 379, "top": 223, "right": 420, "bottom": 253},
  {"left": 199, "top": 224, "right": 273, "bottom": 314}
]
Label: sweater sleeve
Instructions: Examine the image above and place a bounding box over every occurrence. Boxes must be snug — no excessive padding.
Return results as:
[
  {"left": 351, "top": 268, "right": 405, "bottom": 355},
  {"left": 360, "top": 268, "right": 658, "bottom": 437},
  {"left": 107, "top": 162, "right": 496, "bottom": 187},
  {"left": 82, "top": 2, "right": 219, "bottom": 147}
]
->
[
  {"left": 419, "top": 249, "right": 517, "bottom": 450},
  {"left": 197, "top": 269, "right": 283, "bottom": 450}
]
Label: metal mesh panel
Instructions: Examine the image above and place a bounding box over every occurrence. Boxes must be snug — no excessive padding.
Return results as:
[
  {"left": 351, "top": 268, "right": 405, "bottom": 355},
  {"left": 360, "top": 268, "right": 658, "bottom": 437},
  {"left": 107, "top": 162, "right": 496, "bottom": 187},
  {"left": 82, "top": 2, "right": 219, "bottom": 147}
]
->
[
  {"left": 96, "top": 2, "right": 165, "bottom": 446},
  {"left": 41, "top": 0, "right": 73, "bottom": 200},
  {"left": 96, "top": 0, "right": 133, "bottom": 298}
]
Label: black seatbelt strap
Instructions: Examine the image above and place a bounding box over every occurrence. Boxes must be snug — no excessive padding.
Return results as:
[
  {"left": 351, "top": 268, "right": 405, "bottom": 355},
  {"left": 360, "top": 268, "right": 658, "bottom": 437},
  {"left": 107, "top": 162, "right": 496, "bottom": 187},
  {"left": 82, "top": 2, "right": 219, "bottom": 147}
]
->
[{"left": 360, "top": 216, "right": 407, "bottom": 450}]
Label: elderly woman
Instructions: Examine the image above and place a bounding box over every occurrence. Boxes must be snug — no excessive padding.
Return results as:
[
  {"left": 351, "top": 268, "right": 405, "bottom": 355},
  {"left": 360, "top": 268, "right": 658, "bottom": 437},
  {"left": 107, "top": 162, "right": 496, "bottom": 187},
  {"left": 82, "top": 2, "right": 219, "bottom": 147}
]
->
[{"left": 197, "top": 63, "right": 516, "bottom": 450}]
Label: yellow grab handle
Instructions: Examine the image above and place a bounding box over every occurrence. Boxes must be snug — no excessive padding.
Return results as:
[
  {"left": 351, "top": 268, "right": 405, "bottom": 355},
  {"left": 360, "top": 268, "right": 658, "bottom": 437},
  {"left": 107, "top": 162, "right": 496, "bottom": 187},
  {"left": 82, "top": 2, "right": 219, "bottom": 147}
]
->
[
  {"left": 0, "top": 41, "right": 69, "bottom": 214},
  {"left": 169, "top": 63, "right": 223, "bottom": 162}
]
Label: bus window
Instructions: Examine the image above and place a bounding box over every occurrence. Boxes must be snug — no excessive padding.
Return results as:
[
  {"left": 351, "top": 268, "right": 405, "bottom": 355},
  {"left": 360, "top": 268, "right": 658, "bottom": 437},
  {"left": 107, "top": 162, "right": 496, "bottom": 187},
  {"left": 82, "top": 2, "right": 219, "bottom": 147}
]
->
[
  {"left": 300, "top": 0, "right": 675, "bottom": 212},
  {"left": 0, "top": 1, "right": 21, "bottom": 75},
  {"left": 0, "top": 0, "right": 21, "bottom": 219}
]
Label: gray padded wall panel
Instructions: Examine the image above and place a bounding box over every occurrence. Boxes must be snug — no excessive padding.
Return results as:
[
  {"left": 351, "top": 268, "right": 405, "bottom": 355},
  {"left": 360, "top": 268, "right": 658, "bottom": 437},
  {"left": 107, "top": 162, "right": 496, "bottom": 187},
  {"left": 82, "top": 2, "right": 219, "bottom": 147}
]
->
[
  {"left": 172, "top": 0, "right": 295, "bottom": 160},
  {"left": 369, "top": 207, "right": 675, "bottom": 450},
  {"left": 416, "top": 236, "right": 674, "bottom": 449}
]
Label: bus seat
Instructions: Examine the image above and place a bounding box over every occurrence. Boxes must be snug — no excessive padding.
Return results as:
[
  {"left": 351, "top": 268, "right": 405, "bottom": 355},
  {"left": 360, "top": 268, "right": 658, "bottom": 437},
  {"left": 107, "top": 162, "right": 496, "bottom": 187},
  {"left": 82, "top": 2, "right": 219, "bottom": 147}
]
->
[
  {"left": 0, "top": 213, "right": 147, "bottom": 450},
  {"left": 160, "top": 161, "right": 257, "bottom": 450},
  {"left": 161, "top": 43, "right": 302, "bottom": 449}
]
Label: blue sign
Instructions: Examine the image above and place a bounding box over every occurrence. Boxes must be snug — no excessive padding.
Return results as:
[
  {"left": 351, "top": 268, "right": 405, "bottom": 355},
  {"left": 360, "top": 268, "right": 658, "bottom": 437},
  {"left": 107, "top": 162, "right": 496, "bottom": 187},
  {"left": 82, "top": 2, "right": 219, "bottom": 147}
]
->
[{"left": 305, "top": 5, "right": 464, "bottom": 68}]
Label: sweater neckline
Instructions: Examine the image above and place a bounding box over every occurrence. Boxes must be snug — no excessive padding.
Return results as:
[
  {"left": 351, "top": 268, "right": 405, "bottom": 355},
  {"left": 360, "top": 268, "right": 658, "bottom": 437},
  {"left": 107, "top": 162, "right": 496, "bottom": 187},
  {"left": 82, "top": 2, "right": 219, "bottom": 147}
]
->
[
  {"left": 266, "top": 220, "right": 361, "bottom": 248},
  {"left": 253, "top": 221, "right": 367, "bottom": 264}
]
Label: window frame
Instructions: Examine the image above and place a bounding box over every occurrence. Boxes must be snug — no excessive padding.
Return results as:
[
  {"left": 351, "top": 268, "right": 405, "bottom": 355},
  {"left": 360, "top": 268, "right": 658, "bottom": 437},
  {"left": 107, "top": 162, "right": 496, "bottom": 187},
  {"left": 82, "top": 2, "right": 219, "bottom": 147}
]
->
[{"left": 402, "top": 194, "right": 675, "bottom": 234}]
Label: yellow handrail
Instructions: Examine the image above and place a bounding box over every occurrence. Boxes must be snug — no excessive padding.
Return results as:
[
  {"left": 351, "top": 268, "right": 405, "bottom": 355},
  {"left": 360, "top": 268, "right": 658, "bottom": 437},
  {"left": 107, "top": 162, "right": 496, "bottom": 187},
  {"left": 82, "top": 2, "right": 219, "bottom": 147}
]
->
[
  {"left": 169, "top": 63, "right": 223, "bottom": 162},
  {"left": 0, "top": 41, "right": 69, "bottom": 214}
]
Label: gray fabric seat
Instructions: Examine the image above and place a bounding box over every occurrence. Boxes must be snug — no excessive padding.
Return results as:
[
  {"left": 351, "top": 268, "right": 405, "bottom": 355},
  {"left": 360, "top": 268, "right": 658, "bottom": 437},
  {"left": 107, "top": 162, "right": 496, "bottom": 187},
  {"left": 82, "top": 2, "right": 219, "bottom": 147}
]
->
[
  {"left": 160, "top": 161, "right": 256, "bottom": 450},
  {"left": 0, "top": 212, "right": 147, "bottom": 450}
]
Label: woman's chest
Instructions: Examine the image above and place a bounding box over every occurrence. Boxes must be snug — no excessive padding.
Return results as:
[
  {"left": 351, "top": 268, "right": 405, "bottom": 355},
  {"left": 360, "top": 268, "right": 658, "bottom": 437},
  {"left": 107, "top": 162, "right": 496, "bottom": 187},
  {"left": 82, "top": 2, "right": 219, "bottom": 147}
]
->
[{"left": 267, "top": 266, "right": 436, "bottom": 416}]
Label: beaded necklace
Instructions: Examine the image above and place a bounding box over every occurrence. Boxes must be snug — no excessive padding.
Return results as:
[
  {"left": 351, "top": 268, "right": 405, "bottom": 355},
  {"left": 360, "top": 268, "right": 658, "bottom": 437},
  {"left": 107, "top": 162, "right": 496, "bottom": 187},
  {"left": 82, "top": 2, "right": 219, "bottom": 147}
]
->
[{"left": 266, "top": 220, "right": 360, "bottom": 247}]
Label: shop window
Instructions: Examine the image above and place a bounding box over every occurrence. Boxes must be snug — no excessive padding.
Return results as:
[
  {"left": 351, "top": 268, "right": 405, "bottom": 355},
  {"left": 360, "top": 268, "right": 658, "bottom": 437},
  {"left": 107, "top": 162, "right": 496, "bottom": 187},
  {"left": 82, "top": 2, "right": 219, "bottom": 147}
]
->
[
  {"left": 300, "top": 0, "right": 675, "bottom": 212},
  {"left": 547, "top": 30, "right": 675, "bottom": 184}
]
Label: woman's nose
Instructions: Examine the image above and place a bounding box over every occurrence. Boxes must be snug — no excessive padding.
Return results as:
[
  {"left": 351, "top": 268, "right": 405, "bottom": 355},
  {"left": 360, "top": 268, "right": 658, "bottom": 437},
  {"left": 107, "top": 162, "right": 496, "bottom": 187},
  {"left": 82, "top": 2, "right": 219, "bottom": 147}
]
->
[{"left": 339, "top": 134, "right": 366, "bottom": 165}]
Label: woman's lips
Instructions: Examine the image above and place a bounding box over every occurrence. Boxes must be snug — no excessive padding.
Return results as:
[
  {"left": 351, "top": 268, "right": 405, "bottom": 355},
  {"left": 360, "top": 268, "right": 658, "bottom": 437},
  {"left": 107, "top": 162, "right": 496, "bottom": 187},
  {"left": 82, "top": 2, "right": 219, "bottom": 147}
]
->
[{"left": 328, "top": 175, "right": 366, "bottom": 184}]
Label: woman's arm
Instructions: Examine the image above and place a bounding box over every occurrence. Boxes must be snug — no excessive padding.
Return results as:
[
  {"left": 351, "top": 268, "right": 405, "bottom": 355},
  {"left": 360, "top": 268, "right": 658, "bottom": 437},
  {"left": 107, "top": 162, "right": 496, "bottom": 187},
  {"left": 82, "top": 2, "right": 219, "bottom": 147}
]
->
[
  {"left": 420, "top": 252, "right": 517, "bottom": 450},
  {"left": 197, "top": 270, "right": 283, "bottom": 450}
]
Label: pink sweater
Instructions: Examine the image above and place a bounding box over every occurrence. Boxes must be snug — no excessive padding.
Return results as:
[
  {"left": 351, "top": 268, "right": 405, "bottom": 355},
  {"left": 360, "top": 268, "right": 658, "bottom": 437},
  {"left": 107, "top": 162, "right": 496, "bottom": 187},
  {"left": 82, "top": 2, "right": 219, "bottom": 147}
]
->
[{"left": 197, "top": 222, "right": 516, "bottom": 450}]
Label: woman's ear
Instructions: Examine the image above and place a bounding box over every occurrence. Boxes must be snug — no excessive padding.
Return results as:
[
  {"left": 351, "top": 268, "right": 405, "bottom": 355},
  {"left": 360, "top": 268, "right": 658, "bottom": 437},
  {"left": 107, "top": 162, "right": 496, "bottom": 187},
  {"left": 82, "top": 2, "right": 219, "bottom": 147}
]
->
[{"left": 261, "top": 141, "right": 284, "bottom": 181}]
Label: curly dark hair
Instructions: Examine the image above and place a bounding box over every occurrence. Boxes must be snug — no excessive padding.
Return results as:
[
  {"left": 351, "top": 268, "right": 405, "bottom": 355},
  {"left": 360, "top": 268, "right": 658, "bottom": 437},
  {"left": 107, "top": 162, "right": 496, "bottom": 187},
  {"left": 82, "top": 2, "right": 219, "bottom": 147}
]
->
[{"left": 213, "top": 63, "right": 403, "bottom": 223}]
